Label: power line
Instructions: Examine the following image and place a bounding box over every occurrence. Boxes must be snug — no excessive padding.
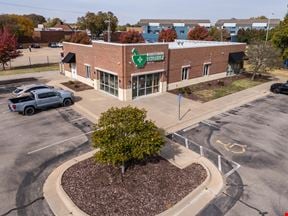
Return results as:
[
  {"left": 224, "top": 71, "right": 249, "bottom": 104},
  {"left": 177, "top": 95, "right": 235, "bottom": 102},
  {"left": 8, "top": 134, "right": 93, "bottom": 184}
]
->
[{"left": 0, "top": 1, "right": 86, "bottom": 15}]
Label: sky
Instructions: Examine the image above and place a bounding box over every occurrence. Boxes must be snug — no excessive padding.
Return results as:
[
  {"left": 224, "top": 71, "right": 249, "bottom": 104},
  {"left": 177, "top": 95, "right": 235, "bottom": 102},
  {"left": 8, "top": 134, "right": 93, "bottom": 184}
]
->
[{"left": 0, "top": 0, "right": 287, "bottom": 25}]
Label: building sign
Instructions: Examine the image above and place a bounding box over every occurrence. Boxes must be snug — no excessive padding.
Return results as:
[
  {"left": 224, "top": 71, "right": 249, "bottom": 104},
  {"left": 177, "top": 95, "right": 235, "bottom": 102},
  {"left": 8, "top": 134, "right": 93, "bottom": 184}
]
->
[{"left": 132, "top": 48, "right": 164, "bottom": 68}]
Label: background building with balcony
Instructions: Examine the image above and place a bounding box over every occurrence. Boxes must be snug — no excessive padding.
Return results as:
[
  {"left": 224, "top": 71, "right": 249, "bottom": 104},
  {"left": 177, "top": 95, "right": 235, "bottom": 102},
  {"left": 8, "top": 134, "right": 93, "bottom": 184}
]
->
[
  {"left": 215, "top": 18, "right": 281, "bottom": 41},
  {"left": 138, "top": 19, "right": 211, "bottom": 42}
]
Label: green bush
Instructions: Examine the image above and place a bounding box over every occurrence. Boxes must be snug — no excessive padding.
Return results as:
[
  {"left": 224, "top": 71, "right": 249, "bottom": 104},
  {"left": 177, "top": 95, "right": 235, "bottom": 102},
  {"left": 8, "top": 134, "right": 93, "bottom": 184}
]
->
[{"left": 92, "top": 106, "right": 165, "bottom": 174}]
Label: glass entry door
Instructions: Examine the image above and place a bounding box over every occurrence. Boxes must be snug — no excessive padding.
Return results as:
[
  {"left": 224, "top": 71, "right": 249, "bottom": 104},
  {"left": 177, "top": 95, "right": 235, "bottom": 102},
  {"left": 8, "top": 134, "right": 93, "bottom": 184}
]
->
[{"left": 132, "top": 73, "right": 160, "bottom": 99}]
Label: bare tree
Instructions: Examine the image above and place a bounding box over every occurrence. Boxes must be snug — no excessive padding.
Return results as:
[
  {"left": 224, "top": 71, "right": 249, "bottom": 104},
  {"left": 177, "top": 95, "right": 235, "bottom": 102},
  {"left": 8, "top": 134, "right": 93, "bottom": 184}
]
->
[{"left": 247, "top": 42, "right": 281, "bottom": 80}]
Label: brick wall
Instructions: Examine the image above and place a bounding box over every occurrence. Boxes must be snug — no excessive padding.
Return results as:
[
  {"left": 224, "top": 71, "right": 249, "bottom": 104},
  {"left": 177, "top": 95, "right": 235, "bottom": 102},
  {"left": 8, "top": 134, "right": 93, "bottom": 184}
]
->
[
  {"left": 33, "top": 31, "right": 74, "bottom": 43},
  {"left": 168, "top": 44, "right": 246, "bottom": 84},
  {"left": 123, "top": 43, "right": 169, "bottom": 88}
]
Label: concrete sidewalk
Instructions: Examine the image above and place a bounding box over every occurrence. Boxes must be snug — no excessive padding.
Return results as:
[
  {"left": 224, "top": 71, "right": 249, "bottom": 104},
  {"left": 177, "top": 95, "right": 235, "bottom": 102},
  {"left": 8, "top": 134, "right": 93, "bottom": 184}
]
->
[{"left": 47, "top": 75, "right": 276, "bottom": 133}]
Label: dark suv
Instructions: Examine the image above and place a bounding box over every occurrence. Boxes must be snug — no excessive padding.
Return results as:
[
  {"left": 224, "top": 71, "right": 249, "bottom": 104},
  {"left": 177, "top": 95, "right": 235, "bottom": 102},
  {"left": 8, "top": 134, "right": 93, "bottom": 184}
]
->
[{"left": 270, "top": 82, "right": 288, "bottom": 94}]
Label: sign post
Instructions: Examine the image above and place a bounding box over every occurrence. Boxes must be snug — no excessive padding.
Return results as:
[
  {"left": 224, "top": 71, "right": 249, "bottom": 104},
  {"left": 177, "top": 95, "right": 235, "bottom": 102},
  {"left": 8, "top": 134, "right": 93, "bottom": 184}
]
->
[{"left": 178, "top": 93, "right": 182, "bottom": 121}]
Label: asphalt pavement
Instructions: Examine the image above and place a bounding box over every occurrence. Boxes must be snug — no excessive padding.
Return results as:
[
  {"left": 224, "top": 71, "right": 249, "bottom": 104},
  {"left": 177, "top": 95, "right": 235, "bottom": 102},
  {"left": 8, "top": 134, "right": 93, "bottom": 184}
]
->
[
  {"left": 177, "top": 94, "right": 288, "bottom": 216},
  {"left": 0, "top": 79, "right": 93, "bottom": 216}
]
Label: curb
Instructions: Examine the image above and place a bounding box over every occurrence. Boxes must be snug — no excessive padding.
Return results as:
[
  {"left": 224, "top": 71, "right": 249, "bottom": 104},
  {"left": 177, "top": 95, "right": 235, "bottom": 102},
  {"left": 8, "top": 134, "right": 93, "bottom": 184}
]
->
[
  {"left": 43, "top": 150, "right": 97, "bottom": 216},
  {"left": 44, "top": 148, "right": 223, "bottom": 216}
]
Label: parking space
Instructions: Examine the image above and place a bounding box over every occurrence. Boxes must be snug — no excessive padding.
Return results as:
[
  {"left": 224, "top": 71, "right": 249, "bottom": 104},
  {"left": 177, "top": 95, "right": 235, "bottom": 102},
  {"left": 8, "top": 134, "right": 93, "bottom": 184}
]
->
[
  {"left": 0, "top": 80, "right": 93, "bottom": 216},
  {"left": 177, "top": 94, "right": 288, "bottom": 216}
]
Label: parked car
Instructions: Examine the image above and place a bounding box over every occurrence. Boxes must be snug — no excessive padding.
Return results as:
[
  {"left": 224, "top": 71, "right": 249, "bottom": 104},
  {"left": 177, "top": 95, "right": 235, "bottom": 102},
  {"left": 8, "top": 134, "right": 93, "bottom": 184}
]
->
[
  {"left": 31, "top": 43, "right": 40, "bottom": 48},
  {"left": 57, "top": 42, "right": 63, "bottom": 48},
  {"left": 8, "top": 88, "right": 74, "bottom": 115},
  {"left": 48, "top": 42, "right": 58, "bottom": 48},
  {"left": 12, "top": 84, "right": 53, "bottom": 98},
  {"left": 48, "top": 42, "right": 63, "bottom": 48},
  {"left": 270, "top": 82, "right": 288, "bottom": 94},
  {"left": 17, "top": 43, "right": 24, "bottom": 49}
]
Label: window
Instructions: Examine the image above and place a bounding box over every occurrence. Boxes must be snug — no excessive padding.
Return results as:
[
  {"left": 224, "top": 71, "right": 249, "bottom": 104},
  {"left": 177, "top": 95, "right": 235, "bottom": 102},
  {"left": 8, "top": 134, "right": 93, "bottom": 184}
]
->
[
  {"left": 132, "top": 73, "right": 161, "bottom": 99},
  {"left": 181, "top": 67, "right": 189, "bottom": 80},
  {"left": 85, "top": 65, "right": 91, "bottom": 79},
  {"left": 203, "top": 64, "right": 210, "bottom": 76},
  {"left": 180, "top": 30, "right": 185, "bottom": 35},
  {"left": 99, "top": 71, "right": 118, "bottom": 96},
  {"left": 38, "top": 92, "right": 57, "bottom": 99}
]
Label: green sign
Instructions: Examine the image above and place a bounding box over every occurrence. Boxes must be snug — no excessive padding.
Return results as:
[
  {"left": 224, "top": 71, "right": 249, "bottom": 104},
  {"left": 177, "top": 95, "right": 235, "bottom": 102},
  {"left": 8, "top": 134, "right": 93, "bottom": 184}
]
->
[{"left": 132, "top": 48, "right": 164, "bottom": 68}]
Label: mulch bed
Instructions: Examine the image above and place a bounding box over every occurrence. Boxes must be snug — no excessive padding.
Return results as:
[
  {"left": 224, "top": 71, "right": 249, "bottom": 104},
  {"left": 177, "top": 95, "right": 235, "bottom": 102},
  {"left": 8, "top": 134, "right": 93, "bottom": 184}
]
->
[
  {"left": 61, "top": 80, "right": 93, "bottom": 92},
  {"left": 169, "top": 73, "right": 271, "bottom": 102},
  {"left": 62, "top": 156, "right": 207, "bottom": 216}
]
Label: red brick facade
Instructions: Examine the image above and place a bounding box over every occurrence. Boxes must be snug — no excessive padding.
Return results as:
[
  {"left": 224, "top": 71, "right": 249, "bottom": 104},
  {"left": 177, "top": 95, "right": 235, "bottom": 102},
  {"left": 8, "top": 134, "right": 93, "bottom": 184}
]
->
[{"left": 62, "top": 40, "right": 245, "bottom": 100}]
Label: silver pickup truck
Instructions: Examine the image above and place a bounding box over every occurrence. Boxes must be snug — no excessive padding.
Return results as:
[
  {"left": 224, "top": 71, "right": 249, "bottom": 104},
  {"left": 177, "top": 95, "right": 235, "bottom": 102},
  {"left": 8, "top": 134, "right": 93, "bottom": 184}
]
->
[{"left": 8, "top": 88, "right": 74, "bottom": 115}]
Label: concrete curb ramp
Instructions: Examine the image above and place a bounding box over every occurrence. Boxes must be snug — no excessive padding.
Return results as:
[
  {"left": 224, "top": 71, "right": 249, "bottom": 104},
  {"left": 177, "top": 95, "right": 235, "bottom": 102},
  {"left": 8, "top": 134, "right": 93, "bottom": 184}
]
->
[{"left": 44, "top": 143, "right": 223, "bottom": 216}]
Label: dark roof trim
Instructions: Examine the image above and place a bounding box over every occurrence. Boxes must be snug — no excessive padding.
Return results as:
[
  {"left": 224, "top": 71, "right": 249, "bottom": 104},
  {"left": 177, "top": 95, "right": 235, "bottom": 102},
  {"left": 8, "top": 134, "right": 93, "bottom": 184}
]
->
[
  {"left": 229, "top": 52, "right": 246, "bottom": 63},
  {"left": 62, "top": 52, "right": 76, "bottom": 63}
]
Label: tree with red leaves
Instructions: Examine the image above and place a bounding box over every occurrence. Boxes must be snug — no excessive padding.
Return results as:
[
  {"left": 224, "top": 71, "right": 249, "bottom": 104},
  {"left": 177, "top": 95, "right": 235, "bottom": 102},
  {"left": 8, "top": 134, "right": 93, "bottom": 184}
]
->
[
  {"left": 119, "top": 30, "right": 144, "bottom": 43},
  {"left": 158, "top": 29, "right": 177, "bottom": 42},
  {"left": 0, "top": 27, "right": 21, "bottom": 70},
  {"left": 187, "top": 25, "right": 212, "bottom": 41}
]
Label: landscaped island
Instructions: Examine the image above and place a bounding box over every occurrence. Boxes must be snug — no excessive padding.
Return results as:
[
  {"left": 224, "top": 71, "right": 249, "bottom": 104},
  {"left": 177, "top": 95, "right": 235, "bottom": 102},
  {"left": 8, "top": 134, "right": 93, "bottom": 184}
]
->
[{"left": 62, "top": 156, "right": 207, "bottom": 216}]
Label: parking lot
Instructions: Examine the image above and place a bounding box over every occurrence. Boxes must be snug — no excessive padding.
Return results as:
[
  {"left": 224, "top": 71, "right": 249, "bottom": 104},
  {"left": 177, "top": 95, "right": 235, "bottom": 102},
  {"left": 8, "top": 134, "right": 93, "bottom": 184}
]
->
[
  {"left": 177, "top": 94, "right": 288, "bottom": 216},
  {"left": 0, "top": 79, "right": 93, "bottom": 216}
]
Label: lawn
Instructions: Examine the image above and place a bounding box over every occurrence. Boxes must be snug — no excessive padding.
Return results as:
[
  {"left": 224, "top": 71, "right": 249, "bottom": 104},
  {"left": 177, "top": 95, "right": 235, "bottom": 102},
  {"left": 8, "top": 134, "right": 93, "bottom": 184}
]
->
[
  {"left": 0, "top": 63, "right": 59, "bottom": 76},
  {"left": 194, "top": 78, "right": 265, "bottom": 102},
  {"left": 169, "top": 74, "right": 270, "bottom": 102}
]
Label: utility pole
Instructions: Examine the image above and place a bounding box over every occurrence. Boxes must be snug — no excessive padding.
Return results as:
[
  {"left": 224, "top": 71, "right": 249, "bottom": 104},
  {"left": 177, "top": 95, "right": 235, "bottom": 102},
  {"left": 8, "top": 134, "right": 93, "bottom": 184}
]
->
[
  {"left": 105, "top": 19, "right": 111, "bottom": 42},
  {"left": 265, "top": 13, "right": 274, "bottom": 45}
]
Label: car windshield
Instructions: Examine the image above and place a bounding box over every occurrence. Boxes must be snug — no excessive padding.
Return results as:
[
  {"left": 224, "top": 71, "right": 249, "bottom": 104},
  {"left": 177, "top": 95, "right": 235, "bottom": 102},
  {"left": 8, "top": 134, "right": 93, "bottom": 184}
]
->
[{"left": 14, "top": 88, "right": 23, "bottom": 93}]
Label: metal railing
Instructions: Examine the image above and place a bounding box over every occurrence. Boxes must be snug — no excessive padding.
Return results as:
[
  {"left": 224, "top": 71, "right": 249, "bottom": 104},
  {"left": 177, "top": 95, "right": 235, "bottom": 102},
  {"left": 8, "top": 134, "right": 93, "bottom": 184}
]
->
[{"left": 169, "top": 132, "right": 240, "bottom": 178}]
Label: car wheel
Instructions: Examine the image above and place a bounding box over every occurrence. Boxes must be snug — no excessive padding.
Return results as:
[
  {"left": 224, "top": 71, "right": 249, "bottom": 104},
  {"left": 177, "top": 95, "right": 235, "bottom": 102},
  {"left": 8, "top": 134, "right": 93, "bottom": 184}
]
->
[
  {"left": 63, "top": 98, "right": 73, "bottom": 107},
  {"left": 24, "top": 106, "right": 35, "bottom": 116},
  {"left": 274, "top": 88, "right": 280, "bottom": 94}
]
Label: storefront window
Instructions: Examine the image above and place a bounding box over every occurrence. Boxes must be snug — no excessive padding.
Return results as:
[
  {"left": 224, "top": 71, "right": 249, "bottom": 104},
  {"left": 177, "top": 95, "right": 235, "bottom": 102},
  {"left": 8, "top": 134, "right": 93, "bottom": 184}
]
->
[
  {"left": 132, "top": 72, "right": 161, "bottom": 99},
  {"left": 99, "top": 71, "right": 118, "bottom": 96}
]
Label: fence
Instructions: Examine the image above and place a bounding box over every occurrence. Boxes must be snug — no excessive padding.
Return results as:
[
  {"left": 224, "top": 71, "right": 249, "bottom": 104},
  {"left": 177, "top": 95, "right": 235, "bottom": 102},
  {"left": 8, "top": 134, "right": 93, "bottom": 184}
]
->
[
  {"left": 5, "top": 55, "right": 61, "bottom": 69},
  {"left": 169, "top": 132, "right": 240, "bottom": 178}
]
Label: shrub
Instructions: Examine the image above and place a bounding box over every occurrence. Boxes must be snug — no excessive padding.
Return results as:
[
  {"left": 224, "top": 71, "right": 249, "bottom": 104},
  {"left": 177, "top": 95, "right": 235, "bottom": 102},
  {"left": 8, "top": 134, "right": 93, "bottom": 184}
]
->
[{"left": 92, "top": 106, "right": 165, "bottom": 174}]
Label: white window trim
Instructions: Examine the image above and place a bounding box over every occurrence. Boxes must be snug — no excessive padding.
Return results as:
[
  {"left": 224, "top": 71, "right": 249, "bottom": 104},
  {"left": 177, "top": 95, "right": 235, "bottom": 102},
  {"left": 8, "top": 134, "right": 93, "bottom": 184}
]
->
[
  {"left": 181, "top": 66, "right": 190, "bottom": 80},
  {"left": 203, "top": 64, "right": 210, "bottom": 76},
  {"left": 85, "top": 64, "right": 91, "bottom": 79},
  {"left": 94, "top": 67, "right": 118, "bottom": 76}
]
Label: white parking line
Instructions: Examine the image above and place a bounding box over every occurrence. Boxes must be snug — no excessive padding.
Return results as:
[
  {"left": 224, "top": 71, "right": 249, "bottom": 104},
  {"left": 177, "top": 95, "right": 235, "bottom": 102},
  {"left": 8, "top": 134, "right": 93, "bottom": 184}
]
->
[
  {"left": 1, "top": 111, "right": 10, "bottom": 114},
  {"left": 27, "top": 131, "right": 94, "bottom": 155},
  {"left": 70, "top": 117, "right": 86, "bottom": 122}
]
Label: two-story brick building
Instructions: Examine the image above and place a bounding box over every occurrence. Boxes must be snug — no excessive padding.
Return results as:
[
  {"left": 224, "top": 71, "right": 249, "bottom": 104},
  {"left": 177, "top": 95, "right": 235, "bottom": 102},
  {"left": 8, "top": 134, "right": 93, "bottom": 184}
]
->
[{"left": 62, "top": 40, "right": 245, "bottom": 101}]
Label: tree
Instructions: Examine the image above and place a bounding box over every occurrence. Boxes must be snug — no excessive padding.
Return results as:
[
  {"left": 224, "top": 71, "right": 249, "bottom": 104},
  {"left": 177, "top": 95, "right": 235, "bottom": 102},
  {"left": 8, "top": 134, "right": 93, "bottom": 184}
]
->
[
  {"left": 0, "top": 27, "right": 21, "bottom": 70},
  {"left": 65, "top": 32, "right": 91, "bottom": 44},
  {"left": 250, "top": 16, "right": 268, "bottom": 20},
  {"left": 247, "top": 42, "right": 281, "bottom": 80},
  {"left": 24, "top": 14, "right": 46, "bottom": 27},
  {"left": 92, "top": 106, "right": 165, "bottom": 174},
  {"left": 187, "top": 25, "right": 212, "bottom": 40},
  {"left": 45, "top": 17, "right": 63, "bottom": 28},
  {"left": 237, "top": 28, "right": 267, "bottom": 44},
  {"left": 0, "top": 14, "right": 34, "bottom": 37},
  {"left": 208, "top": 27, "right": 230, "bottom": 41},
  {"left": 119, "top": 30, "right": 144, "bottom": 43},
  {"left": 272, "top": 17, "right": 288, "bottom": 59},
  {"left": 158, "top": 28, "right": 177, "bottom": 42},
  {"left": 77, "top": 11, "right": 118, "bottom": 37}
]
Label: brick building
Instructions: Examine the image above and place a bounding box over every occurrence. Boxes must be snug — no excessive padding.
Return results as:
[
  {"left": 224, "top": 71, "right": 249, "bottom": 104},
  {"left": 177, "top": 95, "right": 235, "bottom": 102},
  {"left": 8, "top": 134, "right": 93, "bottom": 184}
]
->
[{"left": 62, "top": 40, "right": 245, "bottom": 101}]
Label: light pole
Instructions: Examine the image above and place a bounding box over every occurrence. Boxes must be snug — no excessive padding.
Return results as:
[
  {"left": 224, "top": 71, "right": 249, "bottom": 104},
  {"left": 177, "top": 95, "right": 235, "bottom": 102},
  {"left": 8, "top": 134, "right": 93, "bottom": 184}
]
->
[
  {"left": 105, "top": 19, "right": 111, "bottom": 42},
  {"left": 265, "top": 13, "right": 274, "bottom": 44}
]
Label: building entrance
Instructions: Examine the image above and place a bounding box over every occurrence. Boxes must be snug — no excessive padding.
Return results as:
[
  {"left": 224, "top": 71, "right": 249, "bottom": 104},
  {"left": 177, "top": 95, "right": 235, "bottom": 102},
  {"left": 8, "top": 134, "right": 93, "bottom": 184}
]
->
[{"left": 132, "top": 73, "right": 161, "bottom": 99}]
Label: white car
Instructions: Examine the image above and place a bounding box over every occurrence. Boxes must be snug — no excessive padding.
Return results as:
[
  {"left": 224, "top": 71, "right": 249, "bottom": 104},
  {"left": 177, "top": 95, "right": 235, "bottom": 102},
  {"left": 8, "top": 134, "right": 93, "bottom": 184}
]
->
[{"left": 12, "top": 84, "right": 53, "bottom": 97}]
